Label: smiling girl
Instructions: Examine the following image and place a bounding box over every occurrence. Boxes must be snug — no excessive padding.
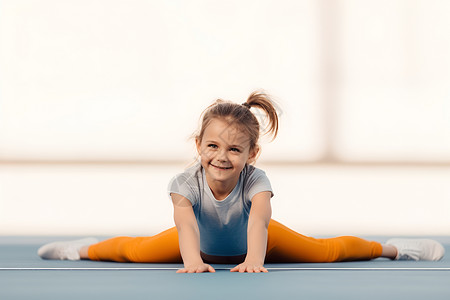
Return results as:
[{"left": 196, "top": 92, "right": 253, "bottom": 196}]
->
[{"left": 38, "top": 91, "right": 445, "bottom": 273}]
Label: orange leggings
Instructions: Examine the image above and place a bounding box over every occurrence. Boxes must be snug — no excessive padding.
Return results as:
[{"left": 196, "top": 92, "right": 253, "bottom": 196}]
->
[{"left": 88, "top": 219, "right": 382, "bottom": 263}]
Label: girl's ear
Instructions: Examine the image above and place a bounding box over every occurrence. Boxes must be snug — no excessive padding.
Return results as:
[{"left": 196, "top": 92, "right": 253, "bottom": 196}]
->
[
  {"left": 247, "top": 145, "right": 260, "bottom": 164},
  {"left": 195, "top": 137, "right": 202, "bottom": 156}
]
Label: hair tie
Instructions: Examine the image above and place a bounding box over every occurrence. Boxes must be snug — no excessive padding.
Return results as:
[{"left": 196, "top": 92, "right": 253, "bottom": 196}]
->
[{"left": 241, "top": 102, "right": 251, "bottom": 109}]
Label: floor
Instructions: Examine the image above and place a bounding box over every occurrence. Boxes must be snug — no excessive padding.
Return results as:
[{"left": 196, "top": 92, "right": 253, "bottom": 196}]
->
[{"left": 1, "top": 236, "right": 449, "bottom": 300}]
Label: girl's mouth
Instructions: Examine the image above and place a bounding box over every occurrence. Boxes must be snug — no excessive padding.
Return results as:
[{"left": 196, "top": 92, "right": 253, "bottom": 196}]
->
[{"left": 209, "top": 163, "right": 232, "bottom": 170}]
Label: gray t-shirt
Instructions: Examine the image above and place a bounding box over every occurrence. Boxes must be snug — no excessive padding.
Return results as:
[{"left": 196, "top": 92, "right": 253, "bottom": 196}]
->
[{"left": 167, "top": 162, "right": 273, "bottom": 256}]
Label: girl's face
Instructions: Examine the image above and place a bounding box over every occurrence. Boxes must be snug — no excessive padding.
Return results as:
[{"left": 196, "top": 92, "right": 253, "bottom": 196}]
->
[{"left": 196, "top": 118, "right": 257, "bottom": 188}]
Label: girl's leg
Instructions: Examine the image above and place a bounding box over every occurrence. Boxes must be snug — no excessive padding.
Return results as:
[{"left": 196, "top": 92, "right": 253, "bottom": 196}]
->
[
  {"left": 86, "top": 227, "right": 182, "bottom": 263},
  {"left": 381, "top": 244, "right": 397, "bottom": 259},
  {"left": 265, "top": 219, "right": 383, "bottom": 263}
]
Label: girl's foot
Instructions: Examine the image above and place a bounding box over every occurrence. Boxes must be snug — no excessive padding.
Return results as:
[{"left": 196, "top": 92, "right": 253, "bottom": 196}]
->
[
  {"left": 38, "top": 237, "right": 99, "bottom": 260},
  {"left": 386, "top": 238, "right": 445, "bottom": 261}
]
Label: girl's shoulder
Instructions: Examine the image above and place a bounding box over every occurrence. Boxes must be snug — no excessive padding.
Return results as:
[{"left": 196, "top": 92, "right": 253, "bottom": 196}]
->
[
  {"left": 173, "top": 162, "right": 203, "bottom": 184},
  {"left": 242, "top": 164, "right": 270, "bottom": 182},
  {"left": 242, "top": 164, "right": 273, "bottom": 199},
  {"left": 167, "top": 162, "right": 203, "bottom": 205}
]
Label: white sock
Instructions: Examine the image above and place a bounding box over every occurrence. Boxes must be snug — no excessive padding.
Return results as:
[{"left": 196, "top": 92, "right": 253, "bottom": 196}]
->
[
  {"left": 386, "top": 238, "right": 445, "bottom": 261},
  {"left": 37, "top": 237, "right": 99, "bottom": 260}
]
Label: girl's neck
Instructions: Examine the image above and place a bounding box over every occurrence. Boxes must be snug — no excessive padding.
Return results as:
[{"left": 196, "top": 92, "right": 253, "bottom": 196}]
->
[{"left": 206, "top": 177, "right": 239, "bottom": 201}]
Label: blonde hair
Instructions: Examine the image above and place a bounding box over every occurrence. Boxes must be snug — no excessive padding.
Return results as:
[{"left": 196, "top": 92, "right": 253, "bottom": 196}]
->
[{"left": 195, "top": 90, "right": 280, "bottom": 154}]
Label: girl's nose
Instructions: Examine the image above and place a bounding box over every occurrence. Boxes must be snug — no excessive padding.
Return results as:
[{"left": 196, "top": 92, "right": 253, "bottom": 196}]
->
[{"left": 216, "top": 149, "right": 228, "bottom": 161}]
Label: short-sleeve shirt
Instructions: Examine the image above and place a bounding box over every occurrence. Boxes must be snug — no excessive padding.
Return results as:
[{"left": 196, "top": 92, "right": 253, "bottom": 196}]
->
[{"left": 167, "top": 162, "right": 273, "bottom": 256}]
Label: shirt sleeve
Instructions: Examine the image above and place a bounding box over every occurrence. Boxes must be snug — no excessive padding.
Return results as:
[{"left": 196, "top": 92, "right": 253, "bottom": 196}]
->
[
  {"left": 245, "top": 168, "right": 274, "bottom": 201},
  {"left": 167, "top": 172, "right": 199, "bottom": 206}
]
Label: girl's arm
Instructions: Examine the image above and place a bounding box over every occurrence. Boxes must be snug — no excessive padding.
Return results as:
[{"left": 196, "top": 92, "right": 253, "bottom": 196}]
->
[
  {"left": 231, "top": 191, "right": 272, "bottom": 273},
  {"left": 171, "top": 193, "right": 215, "bottom": 273}
]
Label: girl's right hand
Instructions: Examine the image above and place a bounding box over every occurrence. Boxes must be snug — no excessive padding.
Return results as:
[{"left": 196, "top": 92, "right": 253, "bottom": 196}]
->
[{"left": 176, "top": 263, "right": 216, "bottom": 273}]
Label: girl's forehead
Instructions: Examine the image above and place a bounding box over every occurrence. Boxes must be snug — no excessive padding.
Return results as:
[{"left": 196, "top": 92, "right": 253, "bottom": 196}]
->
[{"left": 203, "top": 119, "right": 250, "bottom": 146}]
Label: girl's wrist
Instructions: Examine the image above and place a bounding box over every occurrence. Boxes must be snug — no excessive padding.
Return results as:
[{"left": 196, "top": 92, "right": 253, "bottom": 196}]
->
[
  {"left": 244, "top": 255, "right": 264, "bottom": 265},
  {"left": 183, "top": 259, "right": 204, "bottom": 267}
]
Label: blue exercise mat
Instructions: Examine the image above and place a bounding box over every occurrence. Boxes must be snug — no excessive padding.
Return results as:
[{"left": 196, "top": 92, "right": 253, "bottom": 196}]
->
[{"left": 1, "top": 237, "right": 449, "bottom": 300}]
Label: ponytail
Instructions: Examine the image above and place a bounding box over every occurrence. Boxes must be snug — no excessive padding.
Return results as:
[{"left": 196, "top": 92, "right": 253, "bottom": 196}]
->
[{"left": 241, "top": 90, "right": 280, "bottom": 142}]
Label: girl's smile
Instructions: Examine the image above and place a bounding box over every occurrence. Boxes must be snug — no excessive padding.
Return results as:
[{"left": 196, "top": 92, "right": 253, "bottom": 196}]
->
[{"left": 209, "top": 163, "right": 232, "bottom": 170}]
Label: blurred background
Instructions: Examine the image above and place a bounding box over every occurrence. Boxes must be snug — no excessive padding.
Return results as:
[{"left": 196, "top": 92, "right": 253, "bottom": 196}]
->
[{"left": 0, "top": 0, "right": 449, "bottom": 237}]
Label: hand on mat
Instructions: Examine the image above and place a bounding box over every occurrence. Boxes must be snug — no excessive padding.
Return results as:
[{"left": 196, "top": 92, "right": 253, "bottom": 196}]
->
[
  {"left": 230, "top": 260, "right": 268, "bottom": 273},
  {"left": 176, "top": 262, "right": 216, "bottom": 273}
]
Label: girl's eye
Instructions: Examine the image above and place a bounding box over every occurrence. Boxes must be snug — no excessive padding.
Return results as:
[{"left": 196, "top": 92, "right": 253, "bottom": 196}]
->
[
  {"left": 208, "top": 144, "right": 218, "bottom": 149},
  {"left": 230, "top": 148, "right": 240, "bottom": 153}
]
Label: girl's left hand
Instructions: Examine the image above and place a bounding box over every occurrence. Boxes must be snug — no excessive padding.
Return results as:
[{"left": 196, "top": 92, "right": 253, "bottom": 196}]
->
[{"left": 230, "top": 260, "right": 268, "bottom": 273}]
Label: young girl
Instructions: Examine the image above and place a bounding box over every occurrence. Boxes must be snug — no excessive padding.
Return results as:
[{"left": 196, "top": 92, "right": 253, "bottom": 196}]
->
[{"left": 38, "top": 91, "right": 445, "bottom": 273}]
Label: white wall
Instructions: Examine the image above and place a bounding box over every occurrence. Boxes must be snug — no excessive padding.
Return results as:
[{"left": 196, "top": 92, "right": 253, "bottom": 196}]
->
[{"left": 1, "top": 0, "right": 449, "bottom": 236}]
